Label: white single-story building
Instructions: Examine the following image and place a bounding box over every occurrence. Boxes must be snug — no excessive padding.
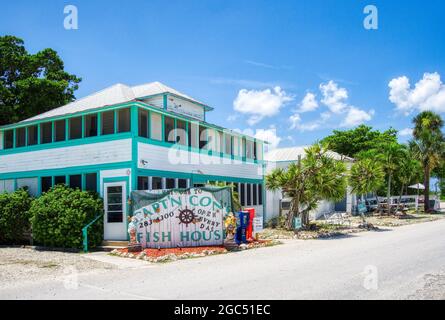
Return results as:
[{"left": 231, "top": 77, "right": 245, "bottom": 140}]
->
[{"left": 264, "top": 146, "right": 356, "bottom": 222}]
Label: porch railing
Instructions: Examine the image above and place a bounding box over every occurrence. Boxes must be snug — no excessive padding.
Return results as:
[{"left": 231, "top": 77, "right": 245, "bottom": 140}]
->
[{"left": 82, "top": 213, "right": 104, "bottom": 253}]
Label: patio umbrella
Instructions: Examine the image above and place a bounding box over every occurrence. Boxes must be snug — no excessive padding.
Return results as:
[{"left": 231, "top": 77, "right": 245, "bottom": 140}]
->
[
  {"left": 408, "top": 183, "right": 425, "bottom": 190},
  {"left": 408, "top": 183, "right": 425, "bottom": 213}
]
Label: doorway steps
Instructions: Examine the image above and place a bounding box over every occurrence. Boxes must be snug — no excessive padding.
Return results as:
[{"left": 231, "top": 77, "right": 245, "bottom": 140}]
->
[{"left": 98, "top": 240, "right": 129, "bottom": 252}]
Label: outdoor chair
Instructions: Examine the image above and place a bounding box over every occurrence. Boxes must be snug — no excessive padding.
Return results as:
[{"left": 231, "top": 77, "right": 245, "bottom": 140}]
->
[{"left": 323, "top": 212, "right": 352, "bottom": 227}]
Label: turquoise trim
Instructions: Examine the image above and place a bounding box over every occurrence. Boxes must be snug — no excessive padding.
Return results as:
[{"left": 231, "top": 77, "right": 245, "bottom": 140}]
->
[
  {"left": 0, "top": 102, "right": 139, "bottom": 130},
  {"left": 65, "top": 119, "right": 69, "bottom": 141},
  {"left": 130, "top": 106, "right": 138, "bottom": 191},
  {"left": 97, "top": 113, "right": 101, "bottom": 137},
  {"left": 136, "top": 168, "right": 263, "bottom": 184},
  {"left": 103, "top": 176, "right": 130, "bottom": 241},
  {"left": 134, "top": 136, "right": 264, "bottom": 165},
  {"left": 51, "top": 122, "right": 55, "bottom": 143},
  {"left": 163, "top": 94, "right": 167, "bottom": 110},
  {"left": 161, "top": 114, "right": 165, "bottom": 141},
  {"left": 81, "top": 116, "right": 85, "bottom": 139},
  {"left": 82, "top": 212, "right": 104, "bottom": 253},
  {"left": 0, "top": 161, "right": 132, "bottom": 180},
  {"left": 0, "top": 133, "right": 132, "bottom": 155}
]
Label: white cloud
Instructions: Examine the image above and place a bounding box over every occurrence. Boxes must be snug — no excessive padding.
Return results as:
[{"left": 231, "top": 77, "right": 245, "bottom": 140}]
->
[
  {"left": 289, "top": 113, "right": 321, "bottom": 131},
  {"left": 398, "top": 128, "right": 413, "bottom": 137},
  {"left": 233, "top": 126, "right": 281, "bottom": 151},
  {"left": 233, "top": 87, "right": 293, "bottom": 125},
  {"left": 341, "top": 107, "right": 374, "bottom": 127},
  {"left": 389, "top": 72, "right": 445, "bottom": 114},
  {"left": 319, "top": 80, "right": 349, "bottom": 114},
  {"left": 290, "top": 81, "right": 373, "bottom": 131},
  {"left": 297, "top": 92, "right": 319, "bottom": 113},
  {"left": 289, "top": 113, "right": 301, "bottom": 129},
  {"left": 226, "top": 114, "right": 238, "bottom": 122}
]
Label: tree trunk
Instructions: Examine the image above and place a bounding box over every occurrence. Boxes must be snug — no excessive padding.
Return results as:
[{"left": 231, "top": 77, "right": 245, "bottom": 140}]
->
[
  {"left": 386, "top": 174, "right": 392, "bottom": 215},
  {"left": 286, "top": 197, "right": 299, "bottom": 230},
  {"left": 396, "top": 184, "right": 404, "bottom": 214},
  {"left": 374, "top": 192, "right": 380, "bottom": 214},
  {"left": 424, "top": 165, "right": 430, "bottom": 213}
]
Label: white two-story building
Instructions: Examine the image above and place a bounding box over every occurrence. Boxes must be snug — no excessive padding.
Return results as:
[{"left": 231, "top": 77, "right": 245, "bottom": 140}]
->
[{"left": 0, "top": 82, "right": 265, "bottom": 241}]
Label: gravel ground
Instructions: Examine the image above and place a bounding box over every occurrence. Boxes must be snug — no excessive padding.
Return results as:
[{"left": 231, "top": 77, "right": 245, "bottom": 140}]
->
[
  {"left": 408, "top": 271, "right": 445, "bottom": 300},
  {"left": 0, "top": 247, "right": 116, "bottom": 290}
]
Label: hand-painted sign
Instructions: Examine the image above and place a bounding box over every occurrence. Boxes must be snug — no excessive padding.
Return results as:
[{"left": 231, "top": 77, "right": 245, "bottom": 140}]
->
[
  {"left": 358, "top": 203, "right": 367, "bottom": 214},
  {"left": 167, "top": 96, "right": 205, "bottom": 121},
  {"left": 131, "top": 188, "right": 230, "bottom": 248},
  {"left": 253, "top": 217, "right": 263, "bottom": 234},
  {"left": 293, "top": 217, "right": 302, "bottom": 230}
]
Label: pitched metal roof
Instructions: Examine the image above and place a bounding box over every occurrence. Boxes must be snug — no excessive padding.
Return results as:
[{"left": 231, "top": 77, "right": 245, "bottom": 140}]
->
[
  {"left": 264, "top": 146, "right": 354, "bottom": 162},
  {"left": 21, "top": 81, "right": 210, "bottom": 123}
]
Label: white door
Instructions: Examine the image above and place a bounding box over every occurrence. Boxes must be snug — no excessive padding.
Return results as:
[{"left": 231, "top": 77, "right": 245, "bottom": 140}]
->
[{"left": 104, "top": 182, "right": 127, "bottom": 240}]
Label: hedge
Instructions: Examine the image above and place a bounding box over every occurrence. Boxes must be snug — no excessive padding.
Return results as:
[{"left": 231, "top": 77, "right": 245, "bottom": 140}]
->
[
  {"left": 29, "top": 185, "right": 104, "bottom": 249},
  {"left": 0, "top": 189, "right": 33, "bottom": 244}
]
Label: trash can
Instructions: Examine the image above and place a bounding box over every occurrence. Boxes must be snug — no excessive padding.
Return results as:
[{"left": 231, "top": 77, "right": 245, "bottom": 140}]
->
[
  {"left": 244, "top": 207, "right": 255, "bottom": 241},
  {"left": 235, "top": 211, "right": 249, "bottom": 244}
]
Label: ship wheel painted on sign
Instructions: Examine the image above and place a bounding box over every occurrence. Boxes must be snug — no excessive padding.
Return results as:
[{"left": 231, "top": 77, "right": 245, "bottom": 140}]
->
[{"left": 176, "top": 206, "right": 196, "bottom": 226}]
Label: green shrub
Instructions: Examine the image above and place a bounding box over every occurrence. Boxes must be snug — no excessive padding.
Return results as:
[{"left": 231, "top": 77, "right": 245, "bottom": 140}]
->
[
  {"left": 0, "top": 189, "right": 33, "bottom": 244},
  {"left": 30, "top": 185, "right": 104, "bottom": 249},
  {"left": 266, "top": 215, "right": 287, "bottom": 229}
]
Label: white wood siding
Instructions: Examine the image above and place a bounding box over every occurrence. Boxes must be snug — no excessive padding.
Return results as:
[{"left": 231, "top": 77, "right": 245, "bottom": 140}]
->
[
  {"left": 138, "top": 143, "right": 263, "bottom": 180},
  {"left": 142, "top": 96, "right": 164, "bottom": 109},
  {"left": 0, "top": 139, "right": 132, "bottom": 174}
]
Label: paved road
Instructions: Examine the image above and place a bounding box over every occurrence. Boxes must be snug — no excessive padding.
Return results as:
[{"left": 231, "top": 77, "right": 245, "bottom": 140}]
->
[{"left": 2, "top": 219, "right": 445, "bottom": 300}]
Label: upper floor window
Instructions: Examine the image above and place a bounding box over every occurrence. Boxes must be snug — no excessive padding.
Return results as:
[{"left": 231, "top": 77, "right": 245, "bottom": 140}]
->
[
  {"left": 40, "top": 122, "right": 52, "bottom": 144},
  {"left": 199, "top": 126, "right": 207, "bottom": 150},
  {"left": 85, "top": 114, "right": 98, "bottom": 137},
  {"left": 188, "top": 122, "right": 198, "bottom": 148},
  {"left": 69, "top": 117, "right": 82, "bottom": 140},
  {"left": 176, "top": 119, "right": 187, "bottom": 145},
  {"left": 138, "top": 109, "right": 149, "bottom": 138},
  {"left": 117, "top": 108, "right": 130, "bottom": 133},
  {"left": 216, "top": 131, "right": 223, "bottom": 153},
  {"left": 3, "top": 130, "right": 14, "bottom": 149},
  {"left": 27, "top": 125, "right": 38, "bottom": 146},
  {"left": 246, "top": 139, "right": 254, "bottom": 159},
  {"left": 225, "top": 134, "right": 233, "bottom": 155},
  {"left": 164, "top": 116, "right": 175, "bottom": 143},
  {"left": 241, "top": 137, "right": 246, "bottom": 158},
  {"left": 54, "top": 119, "right": 66, "bottom": 142},
  {"left": 16, "top": 127, "right": 26, "bottom": 147},
  {"left": 101, "top": 110, "right": 115, "bottom": 135}
]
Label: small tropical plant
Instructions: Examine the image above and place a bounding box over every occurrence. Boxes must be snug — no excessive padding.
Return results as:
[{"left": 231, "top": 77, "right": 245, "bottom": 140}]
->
[
  {"left": 207, "top": 181, "right": 241, "bottom": 212},
  {"left": 266, "top": 143, "right": 347, "bottom": 229},
  {"left": 394, "top": 147, "right": 422, "bottom": 212},
  {"left": 349, "top": 158, "right": 385, "bottom": 221}
]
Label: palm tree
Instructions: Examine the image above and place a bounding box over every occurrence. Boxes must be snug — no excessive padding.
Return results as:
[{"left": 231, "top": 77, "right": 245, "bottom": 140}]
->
[
  {"left": 380, "top": 142, "right": 405, "bottom": 214},
  {"left": 411, "top": 111, "right": 445, "bottom": 212},
  {"left": 349, "top": 158, "right": 385, "bottom": 221},
  {"left": 394, "top": 147, "right": 422, "bottom": 213},
  {"left": 266, "top": 143, "right": 347, "bottom": 229}
]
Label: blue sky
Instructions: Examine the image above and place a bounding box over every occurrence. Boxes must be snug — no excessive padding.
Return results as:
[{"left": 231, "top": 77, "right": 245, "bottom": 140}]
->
[{"left": 2, "top": 0, "right": 445, "bottom": 151}]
